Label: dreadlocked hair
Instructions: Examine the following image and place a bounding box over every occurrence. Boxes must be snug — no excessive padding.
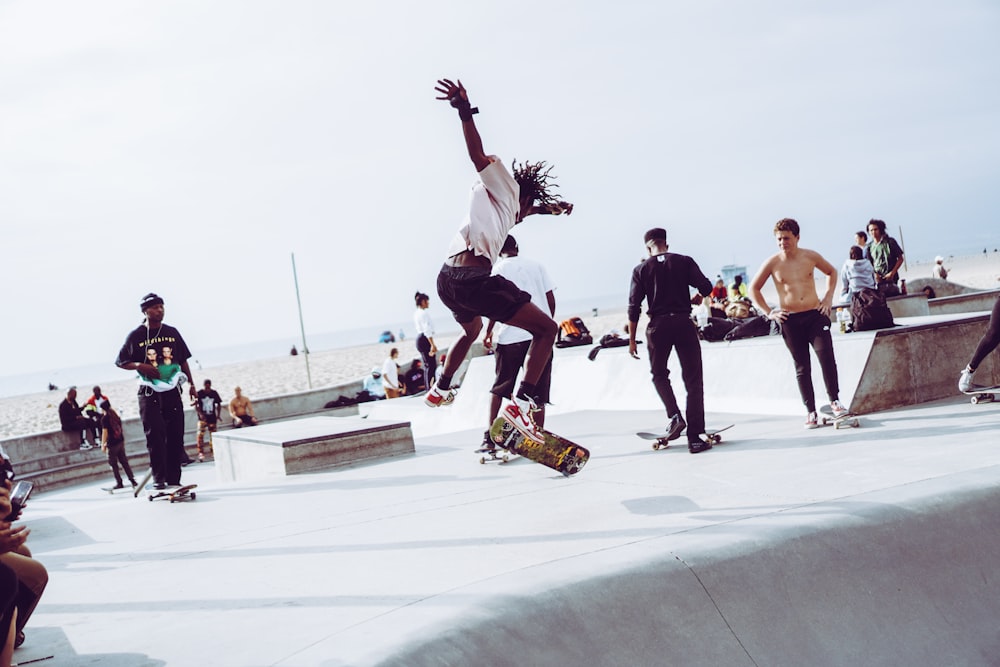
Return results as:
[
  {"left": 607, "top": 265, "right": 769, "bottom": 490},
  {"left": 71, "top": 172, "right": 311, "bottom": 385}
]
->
[{"left": 511, "top": 159, "right": 560, "bottom": 206}]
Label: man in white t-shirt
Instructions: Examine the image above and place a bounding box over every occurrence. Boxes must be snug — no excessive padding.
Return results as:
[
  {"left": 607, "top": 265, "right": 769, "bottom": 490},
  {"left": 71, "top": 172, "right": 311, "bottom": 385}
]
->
[
  {"left": 381, "top": 348, "right": 403, "bottom": 399},
  {"left": 480, "top": 235, "right": 556, "bottom": 451},
  {"left": 425, "top": 78, "right": 573, "bottom": 444}
]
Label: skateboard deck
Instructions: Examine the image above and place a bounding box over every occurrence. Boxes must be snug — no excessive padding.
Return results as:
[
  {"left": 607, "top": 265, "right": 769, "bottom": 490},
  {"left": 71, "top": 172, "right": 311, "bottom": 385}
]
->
[
  {"left": 134, "top": 467, "right": 153, "bottom": 498},
  {"left": 101, "top": 485, "right": 133, "bottom": 494},
  {"left": 489, "top": 415, "right": 589, "bottom": 476},
  {"left": 637, "top": 424, "right": 734, "bottom": 450},
  {"left": 819, "top": 405, "right": 860, "bottom": 429},
  {"left": 962, "top": 384, "right": 1000, "bottom": 405},
  {"left": 148, "top": 483, "right": 198, "bottom": 503}
]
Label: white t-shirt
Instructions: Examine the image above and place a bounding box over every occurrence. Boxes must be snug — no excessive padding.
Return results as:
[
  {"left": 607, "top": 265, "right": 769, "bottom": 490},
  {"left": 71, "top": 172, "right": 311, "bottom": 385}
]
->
[
  {"left": 491, "top": 255, "right": 556, "bottom": 345},
  {"left": 445, "top": 157, "right": 520, "bottom": 264},
  {"left": 381, "top": 357, "right": 400, "bottom": 390},
  {"left": 414, "top": 308, "right": 434, "bottom": 337}
]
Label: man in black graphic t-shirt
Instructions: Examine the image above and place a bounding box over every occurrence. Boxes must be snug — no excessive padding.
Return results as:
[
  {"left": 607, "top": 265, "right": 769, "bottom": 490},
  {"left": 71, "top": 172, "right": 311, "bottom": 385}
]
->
[{"left": 115, "top": 292, "right": 197, "bottom": 489}]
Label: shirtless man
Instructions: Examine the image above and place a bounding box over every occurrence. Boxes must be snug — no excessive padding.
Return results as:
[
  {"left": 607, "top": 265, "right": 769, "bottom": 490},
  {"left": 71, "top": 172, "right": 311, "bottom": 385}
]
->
[
  {"left": 228, "top": 386, "right": 258, "bottom": 427},
  {"left": 749, "top": 218, "right": 850, "bottom": 428}
]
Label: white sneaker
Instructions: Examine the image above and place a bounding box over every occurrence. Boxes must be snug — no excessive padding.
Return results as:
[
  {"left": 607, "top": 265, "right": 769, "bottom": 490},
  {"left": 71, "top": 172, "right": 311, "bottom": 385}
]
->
[
  {"left": 804, "top": 412, "right": 819, "bottom": 429},
  {"left": 503, "top": 396, "right": 543, "bottom": 442},
  {"left": 424, "top": 385, "right": 456, "bottom": 408},
  {"left": 958, "top": 367, "right": 975, "bottom": 393},
  {"left": 79, "top": 443, "right": 94, "bottom": 451},
  {"left": 829, "top": 400, "right": 849, "bottom": 419}
]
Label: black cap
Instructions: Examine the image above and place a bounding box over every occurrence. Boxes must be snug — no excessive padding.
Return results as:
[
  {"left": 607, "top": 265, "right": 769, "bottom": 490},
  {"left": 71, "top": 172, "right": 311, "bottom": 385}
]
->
[{"left": 140, "top": 292, "right": 164, "bottom": 312}]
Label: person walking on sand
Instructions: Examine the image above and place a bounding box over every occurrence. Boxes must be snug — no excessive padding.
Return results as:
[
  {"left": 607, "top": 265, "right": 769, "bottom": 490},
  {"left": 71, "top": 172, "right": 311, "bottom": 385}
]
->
[
  {"left": 749, "top": 218, "right": 850, "bottom": 429},
  {"left": 958, "top": 294, "right": 1000, "bottom": 393},
  {"left": 423, "top": 77, "right": 573, "bottom": 444},
  {"left": 115, "top": 292, "right": 197, "bottom": 491},
  {"left": 628, "top": 228, "right": 715, "bottom": 454},
  {"left": 99, "top": 399, "right": 136, "bottom": 489},
  {"left": 413, "top": 292, "right": 438, "bottom": 389},
  {"left": 481, "top": 234, "right": 556, "bottom": 451}
]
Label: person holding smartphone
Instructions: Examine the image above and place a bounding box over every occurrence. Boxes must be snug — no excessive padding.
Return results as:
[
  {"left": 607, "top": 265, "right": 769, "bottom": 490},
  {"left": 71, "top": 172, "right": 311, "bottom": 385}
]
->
[{"left": 0, "top": 460, "right": 47, "bottom": 653}]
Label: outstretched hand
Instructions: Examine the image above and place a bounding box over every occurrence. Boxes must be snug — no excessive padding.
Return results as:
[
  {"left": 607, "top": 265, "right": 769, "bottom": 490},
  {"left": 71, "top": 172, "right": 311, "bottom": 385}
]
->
[
  {"left": 546, "top": 201, "right": 574, "bottom": 216},
  {"left": 434, "top": 78, "right": 468, "bottom": 108}
]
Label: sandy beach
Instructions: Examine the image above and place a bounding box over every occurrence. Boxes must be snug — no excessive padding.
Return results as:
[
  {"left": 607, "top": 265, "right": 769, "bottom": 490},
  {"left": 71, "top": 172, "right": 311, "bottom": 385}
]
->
[{"left": 4, "top": 251, "right": 998, "bottom": 441}]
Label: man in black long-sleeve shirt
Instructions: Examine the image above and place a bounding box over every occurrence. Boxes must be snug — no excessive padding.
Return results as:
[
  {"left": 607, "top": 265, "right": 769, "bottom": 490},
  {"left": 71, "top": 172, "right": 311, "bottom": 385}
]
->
[{"left": 628, "top": 228, "right": 714, "bottom": 453}]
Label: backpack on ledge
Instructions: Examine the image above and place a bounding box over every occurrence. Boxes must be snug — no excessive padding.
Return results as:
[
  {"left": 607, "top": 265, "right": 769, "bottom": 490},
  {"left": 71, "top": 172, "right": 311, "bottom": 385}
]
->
[
  {"left": 555, "top": 317, "right": 593, "bottom": 348},
  {"left": 850, "top": 287, "right": 895, "bottom": 331}
]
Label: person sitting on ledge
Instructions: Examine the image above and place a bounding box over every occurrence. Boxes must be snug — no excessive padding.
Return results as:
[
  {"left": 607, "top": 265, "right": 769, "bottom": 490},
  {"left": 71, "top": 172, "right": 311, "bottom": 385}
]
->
[
  {"left": 228, "top": 386, "right": 259, "bottom": 428},
  {"left": 58, "top": 387, "right": 98, "bottom": 450}
]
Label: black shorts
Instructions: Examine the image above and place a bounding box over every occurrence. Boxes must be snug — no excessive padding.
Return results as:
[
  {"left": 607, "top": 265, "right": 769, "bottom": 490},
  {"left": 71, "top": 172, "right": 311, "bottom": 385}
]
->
[
  {"left": 489, "top": 339, "right": 552, "bottom": 403},
  {"left": 436, "top": 264, "right": 531, "bottom": 325}
]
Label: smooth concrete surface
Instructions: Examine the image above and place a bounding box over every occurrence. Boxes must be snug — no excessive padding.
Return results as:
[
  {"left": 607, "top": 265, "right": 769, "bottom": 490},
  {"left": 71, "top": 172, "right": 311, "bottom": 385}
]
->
[
  {"left": 366, "top": 312, "right": 996, "bottom": 437},
  {"left": 213, "top": 416, "right": 414, "bottom": 482},
  {"left": 14, "top": 394, "right": 1000, "bottom": 666}
]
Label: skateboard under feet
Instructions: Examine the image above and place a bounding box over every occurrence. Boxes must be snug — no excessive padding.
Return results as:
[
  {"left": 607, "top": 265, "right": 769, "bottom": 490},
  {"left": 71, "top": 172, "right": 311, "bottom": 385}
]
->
[
  {"left": 488, "top": 415, "right": 589, "bottom": 476},
  {"left": 637, "top": 424, "right": 734, "bottom": 450},
  {"left": 819, "top": 405, "right": 860, "bottom": 429},
  {"left": 963, "top": 384, "right": 1000, "bottom": 405}
]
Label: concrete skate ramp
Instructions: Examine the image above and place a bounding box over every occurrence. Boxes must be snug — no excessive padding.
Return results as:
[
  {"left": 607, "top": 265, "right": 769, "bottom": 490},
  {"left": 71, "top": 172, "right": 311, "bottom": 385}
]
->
[
  {"left": 373, "top": 473, "right": 1000, "bottom": 667},
  {"left": 367, "top": 312, "right": 996, "bottom": 434}
]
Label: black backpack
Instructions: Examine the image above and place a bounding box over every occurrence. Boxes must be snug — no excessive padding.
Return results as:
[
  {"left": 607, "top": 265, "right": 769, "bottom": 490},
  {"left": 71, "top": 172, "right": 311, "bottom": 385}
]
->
[{"left": 850, "top": 287, "right": 894, "bottom": 331}]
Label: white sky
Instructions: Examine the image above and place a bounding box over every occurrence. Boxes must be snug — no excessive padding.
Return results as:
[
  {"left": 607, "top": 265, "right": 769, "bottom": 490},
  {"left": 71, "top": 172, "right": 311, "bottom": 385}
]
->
[{"left": 2, "top": 0, "right": 998, "bottom": 376}]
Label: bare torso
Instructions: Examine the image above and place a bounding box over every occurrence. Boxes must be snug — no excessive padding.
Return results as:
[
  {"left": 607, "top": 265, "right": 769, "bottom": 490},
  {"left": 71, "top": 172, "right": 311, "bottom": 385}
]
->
[{"left": 751, "top": 246, "right": 836, "bottom": 319}]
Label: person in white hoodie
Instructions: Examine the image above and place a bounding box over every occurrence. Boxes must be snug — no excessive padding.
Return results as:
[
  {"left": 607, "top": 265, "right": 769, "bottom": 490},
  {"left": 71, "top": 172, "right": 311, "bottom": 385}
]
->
[{"left": 839, "top": 245, "right": 876, "bottom": 304}]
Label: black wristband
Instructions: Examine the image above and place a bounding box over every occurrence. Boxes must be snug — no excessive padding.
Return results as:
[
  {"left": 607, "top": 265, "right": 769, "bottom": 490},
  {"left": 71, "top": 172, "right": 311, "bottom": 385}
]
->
[{"left": 452, "top": 98, "right": 479, "bottom": 121}]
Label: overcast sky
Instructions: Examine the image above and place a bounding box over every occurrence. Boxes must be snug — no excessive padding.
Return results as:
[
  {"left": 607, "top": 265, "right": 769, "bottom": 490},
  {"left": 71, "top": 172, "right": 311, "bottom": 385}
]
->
[{"left": 2, "top": 0, "right": 998, "bottom": 377}]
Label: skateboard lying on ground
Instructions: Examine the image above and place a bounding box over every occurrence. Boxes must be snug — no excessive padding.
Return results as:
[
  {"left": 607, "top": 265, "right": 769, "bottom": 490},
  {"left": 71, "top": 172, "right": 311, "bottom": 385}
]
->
[
  {"left": 134, "top": 467, "right": 153, "bottom": 498},
  {"left": 819, "top": 405, "right": 860, "bottom": 429},
  {"left": 637, "top": 424, "right": 734, "bottom": 450},
  {"left": 488, "top": 414, "right": 589, "bottom": 476},
  {"left": 148, "top": 484, "right": 197, "bottom": 503},
  {"left": 962, "top": 384, "right": 1000, "bottom": 405}
]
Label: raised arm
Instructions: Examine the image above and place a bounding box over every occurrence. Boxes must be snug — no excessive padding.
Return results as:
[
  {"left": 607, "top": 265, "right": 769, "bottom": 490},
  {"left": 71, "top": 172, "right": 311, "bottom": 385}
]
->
[{"left": 435, "top": 78, "right": 490, "bottom": 172}]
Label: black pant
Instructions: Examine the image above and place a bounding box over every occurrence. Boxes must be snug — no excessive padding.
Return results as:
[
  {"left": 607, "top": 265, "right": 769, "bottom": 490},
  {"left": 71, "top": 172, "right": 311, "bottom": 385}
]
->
[
  {"left": 106, "top": 440, "right": 135, "bottom": 486},
  {"left": 62, "top": 417, "right": 98, "bottom": 445},
  {"left": 646, "top": 314, "right": 705, "bottom": 443},
  {"left": 969, "top": 295, "right": 1000, "bottom": 371},
  {"left": 780, "top": 310, "right": 840, "bottom": 413},
  {"left": 138, "top": 387, "right": 185, "bottom": 486},
  {"left": 416, "top": 334, "right": 437, "bottom": 387}
]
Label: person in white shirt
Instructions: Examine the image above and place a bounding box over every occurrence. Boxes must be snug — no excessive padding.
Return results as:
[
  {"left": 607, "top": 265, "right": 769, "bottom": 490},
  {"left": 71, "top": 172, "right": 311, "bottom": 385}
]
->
[
  {"left": 413, "top": 293, "right": 438, "bottom": 389},
  {"left": 481, "top": 235, "right": 556, "bottom": 450},
  {"left": 381, "top": 348, "right": 403, "bottom": 399},
  {"left": 425, "top": 78, "right": 573, "bottom": 445}
]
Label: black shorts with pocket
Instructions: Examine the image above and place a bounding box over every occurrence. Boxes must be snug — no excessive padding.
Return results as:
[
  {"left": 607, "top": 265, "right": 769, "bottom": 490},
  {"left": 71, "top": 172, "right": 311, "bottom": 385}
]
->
[{"left": 436, "top": 264, "right": 531, "bottom": 325}]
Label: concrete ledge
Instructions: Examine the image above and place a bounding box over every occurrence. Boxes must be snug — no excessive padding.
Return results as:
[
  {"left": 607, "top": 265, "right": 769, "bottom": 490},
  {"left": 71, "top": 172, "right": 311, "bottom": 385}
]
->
[
  {"left": 212, "top": 416, "right": 414, "bottom": 482},
  {"left": 928, "top": 287, "right": 1000, "bottom": 316}
]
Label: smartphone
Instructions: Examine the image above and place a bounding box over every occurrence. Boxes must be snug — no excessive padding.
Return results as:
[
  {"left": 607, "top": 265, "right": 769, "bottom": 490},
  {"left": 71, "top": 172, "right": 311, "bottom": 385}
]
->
[{"left": 5, "top": 480, "right": 33, "bottom": 521}]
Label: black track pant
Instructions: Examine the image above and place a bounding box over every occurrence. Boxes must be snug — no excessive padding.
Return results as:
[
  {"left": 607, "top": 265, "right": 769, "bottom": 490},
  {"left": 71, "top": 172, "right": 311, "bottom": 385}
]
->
[
  {"left": 780, "top": 309, "right": 840, "bottom": 413},
  {"left": 646, "top": 313, "right": 705, "bottom": 443}
]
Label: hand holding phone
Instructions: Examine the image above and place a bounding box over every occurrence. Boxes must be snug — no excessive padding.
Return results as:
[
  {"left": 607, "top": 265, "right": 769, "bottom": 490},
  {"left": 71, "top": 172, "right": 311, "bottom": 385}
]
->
[{"left": 5, "top": 480, "right": 33, "bottom": 521}]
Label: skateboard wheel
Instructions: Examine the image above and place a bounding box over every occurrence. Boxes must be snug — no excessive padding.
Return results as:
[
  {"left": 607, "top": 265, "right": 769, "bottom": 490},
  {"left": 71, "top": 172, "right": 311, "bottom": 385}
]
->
[
  {"left": 148, "top": 495, "right": 153, "bottom": 502},
  {"left": 190, "top": 492, "right": 196, "bottom": 500},
  {"left": 479, "top": 457, "right": 486, "bottom": 464},
  {"left": 972, "top": 396, "right": 981, "bottom": 404}
]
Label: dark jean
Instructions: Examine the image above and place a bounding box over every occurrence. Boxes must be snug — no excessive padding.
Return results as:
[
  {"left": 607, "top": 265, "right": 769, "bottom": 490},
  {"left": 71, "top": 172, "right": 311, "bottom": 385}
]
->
[
  {"left": 780, "top": 309, "right": 840, "bottom": 413},
  {"left": 138, "top": 387, "right": 185, "bottom": 486},
  {"left": 646, "top": 313, "right": 705, "bottom": 443}
]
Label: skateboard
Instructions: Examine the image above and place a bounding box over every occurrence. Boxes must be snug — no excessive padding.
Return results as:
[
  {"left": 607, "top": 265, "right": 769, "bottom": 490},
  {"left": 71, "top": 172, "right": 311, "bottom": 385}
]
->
[
  {"left": 476, "top": 444, "right": 513, "bottom": 465},
  {"left": 488, "top": 415, "right": 589, "bottom": 476},
  {"left": 962, "top": 384, "right": 1000, "bottom": 405},
  {"left": 101, "top": 485, "right": 134, "bottom": 494},
  {"left": 148, "top": 484, "right": 197, "bottom": 503},
  {"left": 134, "top": 467, "right": 153, "bottom": 498},
  {"left": 819, "top": 405, "right": 860, "bottom": 429},
  {"left": 637, "top": 424, "right": 734, "bottom": 450}
]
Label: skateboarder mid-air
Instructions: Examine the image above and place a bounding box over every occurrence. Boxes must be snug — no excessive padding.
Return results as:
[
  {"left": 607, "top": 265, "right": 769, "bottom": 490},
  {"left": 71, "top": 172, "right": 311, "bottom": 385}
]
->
[
  {"left": 749, "top": 218, "right": 850, "bottom": 428},
  {"left": 628, "top": 228, "right": 715, "bottom": 454},
  {"left": 424, "top": 78, "right": 573, "bottom": 443}
]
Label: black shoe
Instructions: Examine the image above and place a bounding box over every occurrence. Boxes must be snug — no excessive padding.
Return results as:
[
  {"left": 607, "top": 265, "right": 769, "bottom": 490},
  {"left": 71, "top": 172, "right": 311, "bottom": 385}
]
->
[
  {"left": 688, "top": 441, "right": 713, "bottom": 454},
  {"left": 113, "top": 483, "right": 125, "bottom": 490},
  {"left": 152, "top": 482, "right": 167, "bottom": 490},
  {"left": 666, "top": 414, "right": 686, "bottom": 441},
  {"left": 130, "top": 480, "right": 138, "bottom": 487},
  {"left": 14, "top": 630, "right": 24, "bottom": 648},
  {"left": 475, "top": 430, "right": 496, "bottom": 453}
]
